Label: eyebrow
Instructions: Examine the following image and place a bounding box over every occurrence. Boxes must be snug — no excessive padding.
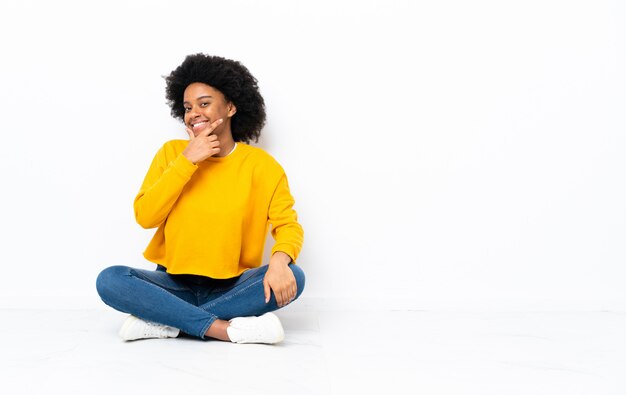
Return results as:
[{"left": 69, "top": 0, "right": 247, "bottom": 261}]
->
[{"left": 183, "top": 95, "right": 213, "bottom": 104}]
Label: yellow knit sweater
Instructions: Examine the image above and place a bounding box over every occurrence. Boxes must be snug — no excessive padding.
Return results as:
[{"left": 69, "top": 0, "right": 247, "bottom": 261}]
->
[{"left": 134, "top": 140, "right": 303, "bottom": 279}]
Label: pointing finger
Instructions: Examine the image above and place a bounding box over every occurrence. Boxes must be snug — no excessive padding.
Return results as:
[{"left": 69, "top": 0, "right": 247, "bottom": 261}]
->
[{"left": 199, "top": 118, "right": 223, "bottom": 137}]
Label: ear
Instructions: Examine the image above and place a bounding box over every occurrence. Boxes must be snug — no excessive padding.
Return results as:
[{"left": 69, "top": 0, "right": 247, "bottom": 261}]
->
[{"left": 227, "top": 102, "right": 237, "bottom": 117}]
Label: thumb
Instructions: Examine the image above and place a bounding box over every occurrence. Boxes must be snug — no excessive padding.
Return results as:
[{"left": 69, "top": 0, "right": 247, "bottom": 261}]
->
[
  {"left": 263, "top": 278, "right": 271, "bottom": 304},
  {"left": 185, "top": 127, "right": 195, "bottom": 140}
]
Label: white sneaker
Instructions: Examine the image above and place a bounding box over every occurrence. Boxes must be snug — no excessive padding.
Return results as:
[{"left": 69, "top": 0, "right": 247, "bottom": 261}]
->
[
  {"left": 227, "top": 312, "right": 285, "bottom": 344},
  {"left": 118, "top": 315, "right": 180, "bottom": 341}
]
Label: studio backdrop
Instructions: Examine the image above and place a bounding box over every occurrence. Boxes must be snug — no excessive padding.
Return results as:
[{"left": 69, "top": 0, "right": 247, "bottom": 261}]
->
[{"left": 0, "top": 0, "right": 624, "bottom": 311}]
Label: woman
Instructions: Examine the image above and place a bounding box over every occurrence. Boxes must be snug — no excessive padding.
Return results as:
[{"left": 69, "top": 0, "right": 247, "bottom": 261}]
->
[{"left": 96, "top": 54, "right": 305, "bottom": 344}]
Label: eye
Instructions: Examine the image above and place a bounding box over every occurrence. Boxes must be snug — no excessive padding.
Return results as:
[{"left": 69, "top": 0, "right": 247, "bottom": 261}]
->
[
  {"left": 200, "top": 102, "right": 209, "bottom": 107},
  {"left": 184, "top": 106, "right": 191, "bottom": 112}
]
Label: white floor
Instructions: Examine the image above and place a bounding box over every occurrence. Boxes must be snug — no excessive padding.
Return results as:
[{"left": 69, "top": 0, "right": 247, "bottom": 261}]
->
[{"left": 1, "top": 308, "right": 625, "bottom": 394}]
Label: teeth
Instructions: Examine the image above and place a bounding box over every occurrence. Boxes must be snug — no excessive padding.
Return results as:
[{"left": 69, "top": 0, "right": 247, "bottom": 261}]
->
[{"left": 193, "top": 121, "right": 207, "bottom": 128}]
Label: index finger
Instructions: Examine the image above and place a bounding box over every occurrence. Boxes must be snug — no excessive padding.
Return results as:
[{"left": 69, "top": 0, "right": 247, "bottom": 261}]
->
[{"left": 199, "top": 118, "right": 223, "bottom": 137}]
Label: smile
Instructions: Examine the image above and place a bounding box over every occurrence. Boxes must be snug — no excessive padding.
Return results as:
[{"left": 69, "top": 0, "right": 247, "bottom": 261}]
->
[{"left": 191, "top": 120, "right": 208, "bottom": 130}]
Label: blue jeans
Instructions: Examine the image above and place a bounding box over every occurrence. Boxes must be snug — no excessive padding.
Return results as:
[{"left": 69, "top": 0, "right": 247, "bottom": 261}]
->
[{"left": 96, "top": 264, "right": 305, "bottom": 339}]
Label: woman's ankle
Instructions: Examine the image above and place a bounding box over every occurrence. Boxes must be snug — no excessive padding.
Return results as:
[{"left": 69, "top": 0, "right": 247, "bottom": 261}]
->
[{"left": 204, "top": 319, "right": 231, "bottom": 341}]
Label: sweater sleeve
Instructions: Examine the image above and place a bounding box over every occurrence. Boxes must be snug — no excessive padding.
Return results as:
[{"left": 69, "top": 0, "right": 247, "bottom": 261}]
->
[
  {"left": 269, "top": 173, "right": 304, "bottom": 263},
  {"left": 133, "top": 144, "right": 198, "bottom": 229}
]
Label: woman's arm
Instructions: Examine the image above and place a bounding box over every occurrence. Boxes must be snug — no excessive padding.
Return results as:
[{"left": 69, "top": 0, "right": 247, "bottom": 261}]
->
[
  {"left": 133, "top": 146, "right": 198, "bottom": 229},
  {"left": 263, "top": 173, "right": 304, "bottom": 306},
  {"left": 135, "top": 121, "right": 223, "bottom": 228},
  {"left": 268, "top": 174, "right": 304, "bottom": 262}
]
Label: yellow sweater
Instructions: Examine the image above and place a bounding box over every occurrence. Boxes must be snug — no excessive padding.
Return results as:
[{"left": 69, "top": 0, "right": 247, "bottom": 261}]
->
[{"left": 134, "top": 140, "right": 304, "bottom": 279}]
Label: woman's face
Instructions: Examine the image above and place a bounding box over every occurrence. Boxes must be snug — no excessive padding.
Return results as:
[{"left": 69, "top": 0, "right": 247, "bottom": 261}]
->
[{"left": 183, "top": 82, "right": 236, "bottom": 137}]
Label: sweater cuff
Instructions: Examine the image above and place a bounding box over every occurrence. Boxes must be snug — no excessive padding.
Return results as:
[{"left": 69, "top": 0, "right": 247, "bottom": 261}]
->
[
  {"left": 271, "top": 244, "right": 298, "bottom": 264},
  {"left": 172, "top": 153, "right": 198, "bottom": 178}
]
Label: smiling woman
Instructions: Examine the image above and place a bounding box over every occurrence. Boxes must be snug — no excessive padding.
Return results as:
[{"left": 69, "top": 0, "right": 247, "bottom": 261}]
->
[
  {"left": 181, "top": 83, "right": 237, "bottom": 161},
  {"left": 166, "top": 53, "right": 266, "bottom": 144},
  {"left": 95, "top": 54, "right": 305, "bottom": 344}
]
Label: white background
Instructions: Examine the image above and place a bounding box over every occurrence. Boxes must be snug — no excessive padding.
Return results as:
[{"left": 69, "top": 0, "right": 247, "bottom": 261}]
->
[{"left": 0, "top": 0, "right": 624, "bottom": 311}]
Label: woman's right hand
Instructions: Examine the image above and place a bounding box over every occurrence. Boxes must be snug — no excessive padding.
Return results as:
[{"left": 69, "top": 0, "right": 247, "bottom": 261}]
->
[{"left": 182, "top": 118, "right": 223, "bottom": 164}]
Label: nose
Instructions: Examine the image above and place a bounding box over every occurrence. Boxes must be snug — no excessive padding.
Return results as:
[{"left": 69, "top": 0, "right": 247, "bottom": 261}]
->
[{"left": 187, "top": 107, "right": 201, "bottom": 122}]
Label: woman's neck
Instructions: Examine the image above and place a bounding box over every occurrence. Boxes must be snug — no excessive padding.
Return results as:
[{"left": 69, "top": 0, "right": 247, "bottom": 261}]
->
[{"left": 214, "top": 130, "right": 236, "bottom": 157}]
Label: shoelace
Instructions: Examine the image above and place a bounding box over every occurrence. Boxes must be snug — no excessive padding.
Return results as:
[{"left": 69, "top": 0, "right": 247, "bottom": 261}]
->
[
  {"left": 231, "top": 318, "right": 278, "bottom": 342},
  {"left": 142, "top": 322, "right": 171, "bottom": 338}
]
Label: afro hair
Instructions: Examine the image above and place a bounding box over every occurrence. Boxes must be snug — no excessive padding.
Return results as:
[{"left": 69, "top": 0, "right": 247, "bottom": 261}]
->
[{"left": 165, "top": 53, "right": 266, "bottom": 143}]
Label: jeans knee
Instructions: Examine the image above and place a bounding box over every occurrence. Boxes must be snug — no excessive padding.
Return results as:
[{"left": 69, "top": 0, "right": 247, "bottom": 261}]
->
[
  {"left": 289, "top": 264, "right": 306, "bottom": 298},
  {"left": 96, "top": 265, "right": 131, "bottom": 303}
]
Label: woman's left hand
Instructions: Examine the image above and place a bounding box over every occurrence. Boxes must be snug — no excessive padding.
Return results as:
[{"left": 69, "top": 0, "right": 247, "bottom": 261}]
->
[{"left": 263, "top": 252, "right": 297, "bottom": 307}]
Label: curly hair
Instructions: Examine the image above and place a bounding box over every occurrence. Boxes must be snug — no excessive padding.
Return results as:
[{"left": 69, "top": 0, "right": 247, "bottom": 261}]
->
[{"left": 165, "top": 53, "right": 266, "bottom": 143}]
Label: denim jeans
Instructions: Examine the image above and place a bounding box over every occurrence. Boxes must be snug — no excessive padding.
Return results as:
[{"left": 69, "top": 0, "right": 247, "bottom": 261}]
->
[{"left": 96, "top": 264, "right": 305, "bottom": 339}]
